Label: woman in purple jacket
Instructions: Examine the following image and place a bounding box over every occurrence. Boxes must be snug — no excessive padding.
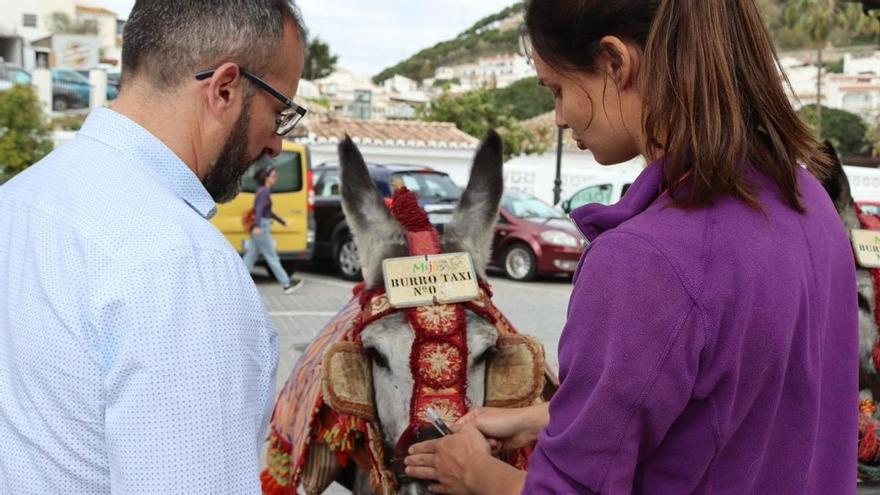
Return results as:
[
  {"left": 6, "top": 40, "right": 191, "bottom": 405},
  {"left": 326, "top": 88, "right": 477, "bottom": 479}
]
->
[
  {"left": 405, "top": 0, "right": 858, "bottom": 493},
  {"left": 243, "top": 165, "right": 303, "bottom": 294}
]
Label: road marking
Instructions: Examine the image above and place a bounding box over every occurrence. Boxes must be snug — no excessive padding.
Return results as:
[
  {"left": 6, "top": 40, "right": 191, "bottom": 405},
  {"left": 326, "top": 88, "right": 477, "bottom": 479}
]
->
[{"left": 269, "top": 311, "right": 338, "bottom": 317}]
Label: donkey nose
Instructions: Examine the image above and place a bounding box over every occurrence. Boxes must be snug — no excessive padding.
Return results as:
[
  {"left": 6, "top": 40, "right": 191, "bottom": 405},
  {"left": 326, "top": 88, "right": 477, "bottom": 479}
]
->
[{"left": 413, "top": 426, "right": 445, "bottom": 444}]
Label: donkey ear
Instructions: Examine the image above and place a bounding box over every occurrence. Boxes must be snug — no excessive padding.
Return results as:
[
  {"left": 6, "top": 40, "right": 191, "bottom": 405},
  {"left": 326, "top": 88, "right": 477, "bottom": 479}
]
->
[
  {"left": 442, "top": 130, "right": 504, "bottom": 276},
  {"left": 818, "top": 140, "right": 853, "bottom": 214},
  {"left": 338, "top": 136, "right": 407, "bottom": 288}
]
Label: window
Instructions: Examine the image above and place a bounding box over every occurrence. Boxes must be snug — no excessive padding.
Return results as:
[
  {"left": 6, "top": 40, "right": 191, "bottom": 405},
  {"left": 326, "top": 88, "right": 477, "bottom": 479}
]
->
[
  {"left": 240, "top": 151, "right": 303, "bottom": 194},
  {"left": 315, "top": 170, "right": 340, "bottom": 197},
  {"left": 390, "top": 172, "right": 460, "bottom": 201},
  {"left": 502, "top": 194, "right": 563, "bottom": 219},
  {"left": 843, "top": 92, "right": 873, "bottom": 112},
  {"left": 570, "top": 184, "right": 613, "bottom": 209},
  {"left": 22, "top": 14, "right": 37, "bottom": 28}
]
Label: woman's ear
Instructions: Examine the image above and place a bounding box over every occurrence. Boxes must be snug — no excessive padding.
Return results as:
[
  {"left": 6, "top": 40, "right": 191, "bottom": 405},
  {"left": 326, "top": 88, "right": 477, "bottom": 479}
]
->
[{"left": 599, "top": 36, "right": 639, "bottom": 90}]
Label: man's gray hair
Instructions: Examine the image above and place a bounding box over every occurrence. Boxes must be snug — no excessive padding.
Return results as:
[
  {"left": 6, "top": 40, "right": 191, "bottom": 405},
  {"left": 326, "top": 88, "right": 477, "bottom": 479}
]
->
[{"left": 122, "top": 0, "right": 306, "bottom": 89}]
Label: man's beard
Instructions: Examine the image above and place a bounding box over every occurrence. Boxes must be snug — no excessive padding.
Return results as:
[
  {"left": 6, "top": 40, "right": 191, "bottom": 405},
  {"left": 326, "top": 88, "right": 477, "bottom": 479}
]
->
[{"left": 203, "top": 98, "right": 264, "bottom": 203}]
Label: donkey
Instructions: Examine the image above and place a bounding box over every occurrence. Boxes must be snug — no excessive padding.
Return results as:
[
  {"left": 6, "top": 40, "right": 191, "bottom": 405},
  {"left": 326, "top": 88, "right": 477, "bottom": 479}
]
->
[
  {"left": 818, "top": 142, "right": 880, "bottom": 398},
  {"left": 338, "top": 130, "right": 508, "bottom": 494}
]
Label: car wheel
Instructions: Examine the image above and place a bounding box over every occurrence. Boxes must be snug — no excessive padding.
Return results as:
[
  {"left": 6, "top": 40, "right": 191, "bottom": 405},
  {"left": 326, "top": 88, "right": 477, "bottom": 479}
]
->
[
  {"left": 53, "top": 96, "right": 69, "bottom": 112},
  {"left": 503, "top": 243, "right": 538, "bottom": 282},
  {"left": 336, "top": 235, "right": 363, "bottom": 281}
]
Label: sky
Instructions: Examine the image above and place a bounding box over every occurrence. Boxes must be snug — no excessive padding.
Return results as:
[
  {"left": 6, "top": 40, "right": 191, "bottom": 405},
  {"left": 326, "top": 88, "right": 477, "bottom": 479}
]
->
[{"left": 92, "top": 0, "right": 517, "bottom": 76}]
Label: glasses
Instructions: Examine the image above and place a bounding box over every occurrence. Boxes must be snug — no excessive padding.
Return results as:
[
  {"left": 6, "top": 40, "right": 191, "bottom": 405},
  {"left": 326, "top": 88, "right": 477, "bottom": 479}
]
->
[{"left": 195, "top": 68, "right": 308, "bottom": 136}]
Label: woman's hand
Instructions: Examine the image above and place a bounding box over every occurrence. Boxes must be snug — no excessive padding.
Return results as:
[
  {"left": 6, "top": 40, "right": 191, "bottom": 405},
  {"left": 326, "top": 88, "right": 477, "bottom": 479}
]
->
[
  {"left": 455, "top": 403, "right": 549, "bottom": 452},
  {"left": 252, "top": 227, "right": 263, "bottom": 237},
  {"left": 405, "top": 425, "right": 524, "bottom": 494}
]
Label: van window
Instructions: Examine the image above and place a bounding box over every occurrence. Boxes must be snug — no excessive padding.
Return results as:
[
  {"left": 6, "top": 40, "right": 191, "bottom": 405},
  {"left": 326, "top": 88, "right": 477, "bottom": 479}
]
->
[
  {"left": 570, "top": 184, "right": 613, "bottom": 209},
  {"left": 241, "top": 151, "right": 303, "bottom": 193},
  {"left": 315, "top": 169, "right": 340, "bottom": 197}
]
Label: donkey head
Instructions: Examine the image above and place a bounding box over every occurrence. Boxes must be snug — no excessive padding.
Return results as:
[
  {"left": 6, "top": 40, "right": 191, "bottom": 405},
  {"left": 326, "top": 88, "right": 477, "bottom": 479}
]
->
[
  {"left": 818, "top": 141, "right": 880, "bottom": 396},
  {"left": 338, "top": 131, "right": 504, "bottom": 493}
]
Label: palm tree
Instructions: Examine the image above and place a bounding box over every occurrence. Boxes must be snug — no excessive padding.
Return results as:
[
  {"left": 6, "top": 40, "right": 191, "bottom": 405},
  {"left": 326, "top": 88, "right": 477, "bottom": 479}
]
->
[{"left": 782, "top": 0, "right": 877, "bottom": 136}]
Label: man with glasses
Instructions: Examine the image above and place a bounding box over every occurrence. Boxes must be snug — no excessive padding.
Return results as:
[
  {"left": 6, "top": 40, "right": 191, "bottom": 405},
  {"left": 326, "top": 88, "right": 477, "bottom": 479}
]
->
[{"left": 0, "top": 1, "right": 306, "bottom": 493}]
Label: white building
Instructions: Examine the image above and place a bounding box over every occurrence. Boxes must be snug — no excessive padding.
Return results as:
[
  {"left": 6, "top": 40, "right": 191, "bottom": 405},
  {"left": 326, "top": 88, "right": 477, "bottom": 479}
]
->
[
  {"left": 382, "top": 74, "right": 418, "bottom": 94},
  {"left": 314, "top": 67, "right": 391, "bottom": 120},
  {"left": 0, "top": 0, "right": 123, "bottom": 70},
  {"left": 74, "top": 4, "right": 122, "bottom": 66},
  {"left": 780, "top": 56, "right": 824, "bottom": 108},
  {"left": 844, "top": 51, "right": 880, "bottom": 75},
  {"left": 434, "top": 54, "right": 533, "bottom": 90},
  {"left": 825, "top": 73, "right": 880, "bottom": 120}
]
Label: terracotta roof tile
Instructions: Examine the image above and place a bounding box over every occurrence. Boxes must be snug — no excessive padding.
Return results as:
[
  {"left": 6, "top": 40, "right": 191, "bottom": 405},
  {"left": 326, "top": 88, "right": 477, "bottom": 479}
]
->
[
  {"left": 292, "top": 115, "right": 479, "bottom": 149},
  {"left": 76, "top": 4, "right": 117, "bottom": 15}
]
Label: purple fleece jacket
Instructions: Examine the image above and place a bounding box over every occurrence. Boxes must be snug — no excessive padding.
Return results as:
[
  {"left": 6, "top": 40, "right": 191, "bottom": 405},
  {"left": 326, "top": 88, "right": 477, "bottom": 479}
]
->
[{"left": 523, "top": 161, "right": 858, "bottom": 494}]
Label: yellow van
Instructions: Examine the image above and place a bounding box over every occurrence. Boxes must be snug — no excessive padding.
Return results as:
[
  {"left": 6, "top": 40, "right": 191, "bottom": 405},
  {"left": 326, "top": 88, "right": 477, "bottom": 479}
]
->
[{"left": 210, "top": 140, "right": 314, "bottom": 267}]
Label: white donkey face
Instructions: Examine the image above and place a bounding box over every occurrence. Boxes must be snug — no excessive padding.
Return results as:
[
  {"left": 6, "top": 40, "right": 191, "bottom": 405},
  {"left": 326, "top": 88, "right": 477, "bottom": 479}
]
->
[
  {"left": 338, "top": 131, "right": 504, "bottom": 493},
  {"left": 359, "top": 312, "right": 499, "bottom": 450}
]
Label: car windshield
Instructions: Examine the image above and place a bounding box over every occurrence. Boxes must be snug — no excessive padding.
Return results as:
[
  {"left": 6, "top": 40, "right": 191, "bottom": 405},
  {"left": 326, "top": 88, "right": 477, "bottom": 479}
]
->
[
  {"left": 390, "top": 172, "right": 460, "bottom": 201},
  {"left": 502, "top": 193, "right": 565, "bottom": 219}
]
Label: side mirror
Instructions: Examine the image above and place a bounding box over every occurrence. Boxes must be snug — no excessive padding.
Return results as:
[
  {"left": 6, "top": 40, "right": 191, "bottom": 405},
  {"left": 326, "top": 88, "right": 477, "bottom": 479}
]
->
[{"left": 561, "top": 199, "right": 571, "bottom": 213}]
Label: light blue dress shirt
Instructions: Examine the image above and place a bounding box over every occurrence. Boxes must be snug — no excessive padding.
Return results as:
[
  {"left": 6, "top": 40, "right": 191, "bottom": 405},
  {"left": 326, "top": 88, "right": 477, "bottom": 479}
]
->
[{"left": 0, "top": 108, "right": 279, "bottom": 494}]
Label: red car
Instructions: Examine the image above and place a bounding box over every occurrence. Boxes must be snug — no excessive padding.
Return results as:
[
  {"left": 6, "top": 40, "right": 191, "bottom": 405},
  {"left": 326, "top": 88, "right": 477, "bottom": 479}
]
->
[{"left": 490, "top": 191, "right": 586, "bottom": 281}]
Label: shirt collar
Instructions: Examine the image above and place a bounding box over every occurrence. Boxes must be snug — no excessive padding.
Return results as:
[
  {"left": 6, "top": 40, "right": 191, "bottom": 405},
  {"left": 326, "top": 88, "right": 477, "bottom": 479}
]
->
[
  {"left": 570, "top": 157, "right": 665, "bottom": 242},
  {"left": 78, "top": 107, "right": 218, "bottom": 219}
]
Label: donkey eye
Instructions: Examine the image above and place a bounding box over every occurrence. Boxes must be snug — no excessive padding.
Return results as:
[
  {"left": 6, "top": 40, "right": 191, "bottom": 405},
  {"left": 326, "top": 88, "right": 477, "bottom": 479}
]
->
[
  {"left": 365, "top": 347, "right": 390, "bottom": 370},
  {"left": 474, "top": 346, "right": 499, "bottom": 366}
]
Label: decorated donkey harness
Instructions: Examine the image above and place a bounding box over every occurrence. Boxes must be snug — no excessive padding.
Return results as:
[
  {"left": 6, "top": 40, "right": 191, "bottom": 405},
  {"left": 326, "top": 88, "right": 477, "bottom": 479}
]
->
[{"left": 262, "top": 189, "right": 557, "bottom": 494}]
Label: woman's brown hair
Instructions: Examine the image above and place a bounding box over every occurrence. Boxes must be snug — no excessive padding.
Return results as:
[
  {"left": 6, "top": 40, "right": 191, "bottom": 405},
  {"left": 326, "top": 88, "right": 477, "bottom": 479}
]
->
[{"left": 525, "top": 0, "right": 830, "bottom": 211}]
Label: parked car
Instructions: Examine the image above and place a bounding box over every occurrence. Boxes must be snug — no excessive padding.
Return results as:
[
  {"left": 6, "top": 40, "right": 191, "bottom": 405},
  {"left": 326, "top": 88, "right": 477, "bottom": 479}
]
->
[
  {"left": 312, "top": 162, "right": 460, "bottom": 280},
  {"left": 0, "top": 68, "right": 118, "bottom": 111},
  {"left": 75, "top": 69, "right": 121, "bottom": 92},
  {"left": 51, "top": 68, "right": 118, "bottom": 111},
  {"left": 490, "top": 191, "right": 585, "bottom": 281},
  {"left": 560, "top": 174, "right": 636, "bottom": 213}
]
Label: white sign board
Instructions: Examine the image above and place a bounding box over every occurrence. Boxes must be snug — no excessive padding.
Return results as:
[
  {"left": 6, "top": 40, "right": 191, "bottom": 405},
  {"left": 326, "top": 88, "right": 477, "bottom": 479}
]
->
[
  {"left": 382, "top": 253, "right": 479, "bottom": 308},
  {"left": 852, "top": 229, "right": 880, "bottom": 269}
]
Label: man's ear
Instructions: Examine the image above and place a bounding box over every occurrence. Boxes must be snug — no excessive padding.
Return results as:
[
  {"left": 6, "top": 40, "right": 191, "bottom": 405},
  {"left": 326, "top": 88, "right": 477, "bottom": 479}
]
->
[{"left": 201, "top": 62, "right": 245, "bottom": 115}]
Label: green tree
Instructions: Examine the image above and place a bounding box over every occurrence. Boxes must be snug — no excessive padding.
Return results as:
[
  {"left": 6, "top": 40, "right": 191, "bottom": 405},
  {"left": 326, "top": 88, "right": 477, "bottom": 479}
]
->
[
  {"left": 493, "top": 77, "right": 554, "bottom": 121},
  {"left": 797, "top": 104, "right": 867, "bottom": 154},
  {"left": 422, "top": 89, "right": 541, "bottom": 161},
  {"left": 303, "top": 36, "right": 338, "bottom": 80},
  {"left": 782, "top": 0, "right": 878, "bottom": 135},
  {"left": 0, "top": 85, "right": 54, "bottom": 181},
  {"left": 48, "top": 12, "right": 98, "bottom": 34}
]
